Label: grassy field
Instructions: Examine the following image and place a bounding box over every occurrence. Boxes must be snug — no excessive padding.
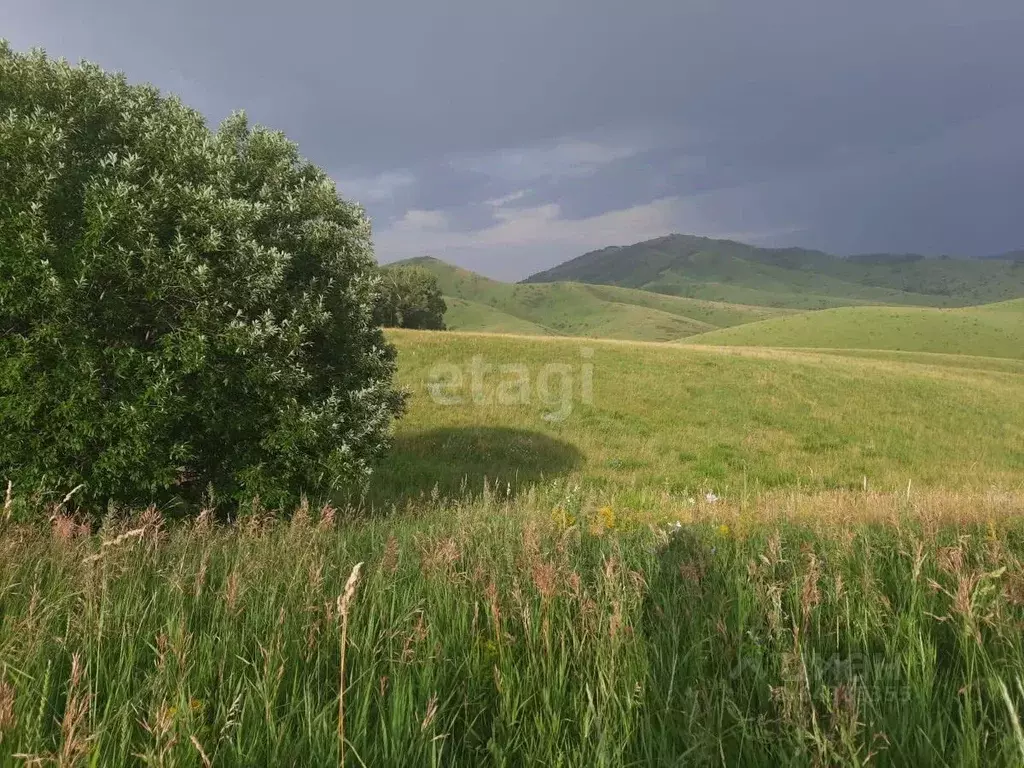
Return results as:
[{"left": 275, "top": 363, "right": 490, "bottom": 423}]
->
[
  {"left": 684, "top": 299, "right": 1024, "bottom": 359},
  {"left": 366, "top": 329, "right": 1024, "bottom": 505},
  {"left": 4, "top": 329, "right": 1024, "bottom": 765}
]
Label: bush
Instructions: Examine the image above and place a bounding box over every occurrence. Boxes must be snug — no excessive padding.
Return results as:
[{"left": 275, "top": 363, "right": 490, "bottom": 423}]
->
[
  {"left": 374, "top": 265, "right": 447, "bottom": 330},
  {"left": 0, "top": 43, "right": 405, "bottom": 510}
]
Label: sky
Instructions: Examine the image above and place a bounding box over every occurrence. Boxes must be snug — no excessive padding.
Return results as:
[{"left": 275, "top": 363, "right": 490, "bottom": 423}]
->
[{"left": 7, "top": 0, "right": 1024, "bottom": 280}]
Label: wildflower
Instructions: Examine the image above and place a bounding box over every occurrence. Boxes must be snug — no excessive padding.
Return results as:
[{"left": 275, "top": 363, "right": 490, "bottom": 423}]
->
[
  {"left": 597, "top": 506, "right": 616, "bottom": 530},
  {"left": 986, "top": 518, "right": 998, "bottom": 542},
  {"left": 667, "top": 521, "right": 683, "bottom": 535},
  {"left": 716, "top": 524, "right": 731, "bottom": 538},
  {"left": 705, "top": 492, "right": 719, "bottom": 504},
  {"left": 482, "top": 639, "right": 499, "bottom": 660},
  {"left": 551, "top": 507, "right": 576, "bottom": 528}
]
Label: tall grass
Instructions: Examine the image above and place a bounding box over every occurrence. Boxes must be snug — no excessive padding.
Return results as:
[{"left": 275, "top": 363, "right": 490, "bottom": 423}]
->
[{"left": 2, "top": 487, "right": 1024, "bottom": 765}]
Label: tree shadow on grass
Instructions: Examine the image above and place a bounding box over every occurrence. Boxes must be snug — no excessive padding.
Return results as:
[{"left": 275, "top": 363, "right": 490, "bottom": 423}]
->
[{"left": 360, "top": 426, "right": 584, "bottom": 510}]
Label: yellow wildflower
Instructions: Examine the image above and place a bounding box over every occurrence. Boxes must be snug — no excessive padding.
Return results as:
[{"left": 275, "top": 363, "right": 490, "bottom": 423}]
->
[{"left": 551, "top": 507, "right": 576, "bottom": 529}]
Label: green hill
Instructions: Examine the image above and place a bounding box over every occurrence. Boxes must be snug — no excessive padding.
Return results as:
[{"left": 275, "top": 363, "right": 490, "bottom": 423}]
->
[
  {"left": 683, "top": 299, "right": 1024, "bottom": 359},
  {"left": 442, "top": 297, "right": 555, "bottom": 336},
  {"left": 389, "top": 256, "right": 794, "bottom": 342},
  {"left": 523, "top": 234, "right": 1024, "bottom": 308}
]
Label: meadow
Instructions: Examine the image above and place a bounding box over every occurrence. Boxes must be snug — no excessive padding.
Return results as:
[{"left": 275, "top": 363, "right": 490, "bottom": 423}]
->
[
  {"left": 368, "top": 330, "right": 1024, "bottom": 505},
  {"left": 4, "top": 489, "right": 1024, "bottom": 766},
  {"left": 685, "top": 300, "right": 1024, "bottom": 359},
  {"left": 3, "top": 329, "right": 1024, "bottom": 765}
]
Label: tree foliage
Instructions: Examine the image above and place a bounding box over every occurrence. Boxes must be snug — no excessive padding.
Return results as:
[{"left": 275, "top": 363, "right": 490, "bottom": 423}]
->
[
  {"left": 374, "top": 265, "right": 447, "bottom": 330},
  {"left": 0, "top": 43, "right": 405, "bottom": 509}
]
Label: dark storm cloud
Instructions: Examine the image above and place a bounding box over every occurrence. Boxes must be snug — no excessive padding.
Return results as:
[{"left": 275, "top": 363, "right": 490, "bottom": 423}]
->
[{"left": 7, "top": 0, "right": 1024, "bottom": 278}]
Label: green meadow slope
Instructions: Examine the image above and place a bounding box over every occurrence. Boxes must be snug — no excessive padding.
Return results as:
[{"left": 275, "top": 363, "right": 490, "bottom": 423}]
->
[
  {"left": 372, "top": 329, "right": 1024, "bottom": 501},
  {"left": 389, "top": 256, "right": 794, "bottom": 341},
  {"left": 524, "top": 234, "right": 1024, "bottom": 308},
  {"left": 683, "top": 299, "right": 1024, "bottom": 359},
  {"left": 442, "top": 297, "right": 555, "bottom": 336}
]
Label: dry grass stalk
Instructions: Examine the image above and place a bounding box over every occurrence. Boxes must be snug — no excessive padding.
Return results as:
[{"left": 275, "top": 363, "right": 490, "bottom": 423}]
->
[
  {"left": 381, "top": 535, "right": 399, "bottom": 575},
  {"left": 420, "top": 693, "right": 439, "bottom": 732},
  {"left": 531, "top": 560, "right": 559, "bottom": 604},
  {"left": 52, "top": 512, "right": 90, "bottom": 543},
  {"left": 190, "top": 735, "right": 212, "bottom": 768},
  {"left": 0, "top": 678, "right": 14, "bottom": 743},
  {"left": 193, "top": 507, "right": 215, "bottom": 534},
  {"left": 82, "top": 527, "right": 147, "bottom": 564},
  {"left": 337, "top": 561, "right": 363, "bottom": 768},
  {"left": 401, "top": 612, "right": 429, "bottom": 664},
  {"left": 485, "top": 581, "right": 502, "bottom": 641},
  {"left": 800, "top": 552, "right": 822, "bottom": 633},
  {"left": 418, "top": 536, "right": 460, "bottom": 579},
  {"left": 2, "top": 481, "right": 11, "bottom": 523},
  {"left": 140, "top": 702, "right": 177, "bottom": 766},
  {"left": 224, "top": 571, "right": 241, "bottom": 613},
  {"left": 59, "top": 653, "right": 91, "bottom": 766},
  {"left": 318, "top": 504, "right": 337, "bottom": 531},
  {"left": 292, "top": 495, "right": 311, "bottom": 530}
]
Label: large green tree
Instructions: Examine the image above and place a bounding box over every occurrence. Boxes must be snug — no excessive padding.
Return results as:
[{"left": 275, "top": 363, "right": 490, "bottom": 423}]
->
[
  {"left": 375, "top": 265, "right": 448, "bottom": 330},
  {"left": 0, "top": 43, "right": 405, "bottom": 510}
]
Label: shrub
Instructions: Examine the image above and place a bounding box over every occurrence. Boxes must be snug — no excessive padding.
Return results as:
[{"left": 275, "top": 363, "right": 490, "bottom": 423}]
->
[
  {"left": 374, "top": 265, "right": 448, "bottom": 330},
  {"left": 0, "top": 43, "right": 405, "bottom": 510}
]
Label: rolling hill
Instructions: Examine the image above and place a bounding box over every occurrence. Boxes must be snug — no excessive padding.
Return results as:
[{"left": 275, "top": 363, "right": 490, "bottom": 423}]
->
[
  {"left": 389, "top": 256, "right": 795, "bottom": 342},
  {"left": 682, "top": 298, "right": 1024, "bottom": 359},
  {"left": 524, "top": 234, "right": 1024, "bottom": 309}
]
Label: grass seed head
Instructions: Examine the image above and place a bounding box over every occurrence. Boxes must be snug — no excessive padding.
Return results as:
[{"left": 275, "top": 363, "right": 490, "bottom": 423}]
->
[
  {"left": 381, "top": 535, "right": 399, "bottom": 575},
  {"left": 337, "top": 562, "right": 364, "bottom": 620},
  {"left": 224, "top": 572, "right": 240, "bottom": 613},
  {"left": 531, "top": 560, "right": 559, "bottom": 603},
  {"left": 421, "top": 693, "right": 439, "bottom": 732},
  {"left": 317, "top": 503, "right": 336, "bottom": 530},
  {"left": 0, "top": 678, "right": 14, "bottom": 741},
  {"left": 59, "top": 653, "right": 92, "bottom": 766}
]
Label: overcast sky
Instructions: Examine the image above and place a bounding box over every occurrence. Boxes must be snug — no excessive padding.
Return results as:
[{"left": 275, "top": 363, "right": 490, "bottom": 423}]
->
[{"left": 8, "top": 0, "right": 1024, "bottom": 279}]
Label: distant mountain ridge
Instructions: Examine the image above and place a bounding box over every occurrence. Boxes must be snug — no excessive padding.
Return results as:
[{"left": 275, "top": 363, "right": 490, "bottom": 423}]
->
[{"left": 522, "top": 234, "right": 1024, "bottom": 308}]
